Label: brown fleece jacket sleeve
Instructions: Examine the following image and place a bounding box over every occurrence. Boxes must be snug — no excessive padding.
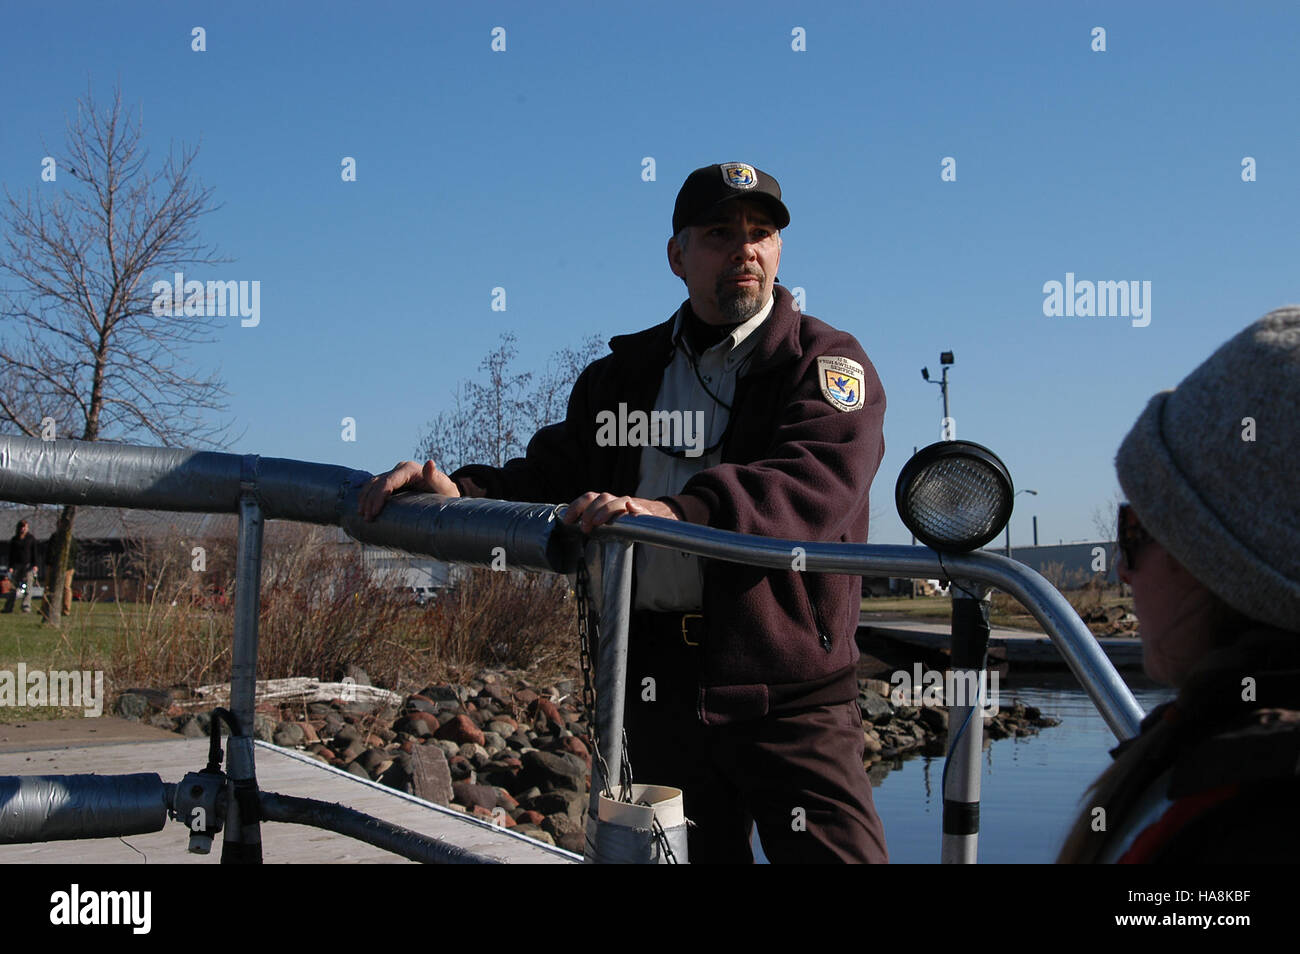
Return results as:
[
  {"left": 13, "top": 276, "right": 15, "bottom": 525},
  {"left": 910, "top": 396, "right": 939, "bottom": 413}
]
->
[{"left": 662, "top": 343, "right": 885, "bottom": 542}]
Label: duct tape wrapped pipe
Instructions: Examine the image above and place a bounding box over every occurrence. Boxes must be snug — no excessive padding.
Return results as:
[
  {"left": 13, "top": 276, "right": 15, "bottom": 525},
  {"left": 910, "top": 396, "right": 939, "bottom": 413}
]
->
[
  {"left": 0, "top": 774, "right": 169, "bottom": 843},
  {"left": 588, "top": 784, "right": 688, "bottom": 864}
]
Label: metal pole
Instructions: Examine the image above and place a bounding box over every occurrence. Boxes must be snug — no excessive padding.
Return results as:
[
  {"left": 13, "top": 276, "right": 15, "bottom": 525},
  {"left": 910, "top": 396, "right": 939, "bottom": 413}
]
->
[
  {"left": 1033, "top": 515, "right": 1038, "bottom": 547},
  {"left": 941, "top": 580, "right": 991, "bottom": 864},
  {"left": 585, "top": 540, "right": 634, "bottom": 862},
  {"left": 223, "top": 476, "right": 265, "bottom": 864},
  {"left": 1004, "top": 523, "right": 1011, "bottom": 558}
]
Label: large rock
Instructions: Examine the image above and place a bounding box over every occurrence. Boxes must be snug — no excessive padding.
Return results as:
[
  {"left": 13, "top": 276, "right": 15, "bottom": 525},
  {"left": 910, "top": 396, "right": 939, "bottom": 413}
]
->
[
  {"left": 435, "top": 714, "right": 485, "bottom": 747},
  {"left": 405, "top": 694, "right": 440, "bottom": 716},
  {"left": 410, "top": 745, "right": 453, "bottom": 805},
  {"left": 447, "top": 755, "right": 474, "bottom": 782},
  {"left": 431, "top": 739, "right": 460, "bottom": 758},
  {"left": 333, "top": 723, "right": 363, "bottom": 746},
  {"left": 273, "top": 722, "right": 306, "bottom": 748},
  {"left": 520, "top": 751, "right": 587, "bottom": 793},
  {"left": 177, "top": 715, "right": 207, "bottom": 739},
  {"left": 356, "top": 747, "right": 394, "bottom": 777},
  {"left": 480, "top": 683, "right": 515, "bottom": 708},
  {"left": 254, "top": 714, "right": 277, "bottom": 742},
  {"left": 148, "top": 713, "right": 176, "bottom": 731},
  {"left": 335, "top": 739, "right": 366, "bottom": 763},
  {"left": 416, "top": 684, "right": 463, "bottom": 704},
  {"left": 542, "top": 812, "right": 584, "bottom": 841},
  {"left": 524, "top": 789, "right": 587, "bottom": 824},
  {"left": 531, "top": 698, "right": 565, "bottom": 734},
  {"left": 452, "top": 781, "right": 500, "bottom": 812},
  {"left": 119, "top": 688, "right": 172, "bottom": 712},
  {"left": 394, "top": 714, "right": 436, "bottom": 738},
  {"left": 113, "top": 693, "right": 150, "bottom": 721},
  {"left": 858, "top": 693, "right": 894, "bottom": 724},
  {"left": 556, "top": 735, "right": 590, "bottom": 768}
]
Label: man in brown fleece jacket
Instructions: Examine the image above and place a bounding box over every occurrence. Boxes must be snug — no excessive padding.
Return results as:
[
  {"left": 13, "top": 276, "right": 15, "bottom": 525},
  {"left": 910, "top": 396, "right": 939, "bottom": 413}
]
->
[{"left": 361, "top": 163, "right": 888, "bottom": 862}]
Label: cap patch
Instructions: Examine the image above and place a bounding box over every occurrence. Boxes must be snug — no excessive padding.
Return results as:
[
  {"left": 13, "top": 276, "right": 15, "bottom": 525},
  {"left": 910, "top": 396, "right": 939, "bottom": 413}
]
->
[
  {"left": 720, "top": 162, "right": 758, "bottom": 190},
  {"left": 817, "top": 356, "right": 866, "bottom": 412}
]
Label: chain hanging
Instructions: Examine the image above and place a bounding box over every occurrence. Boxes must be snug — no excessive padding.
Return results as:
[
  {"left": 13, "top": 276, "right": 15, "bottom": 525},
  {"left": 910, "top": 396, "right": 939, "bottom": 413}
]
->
[{"left": 575, "top": 546, "right": 632, "bottom": 802}]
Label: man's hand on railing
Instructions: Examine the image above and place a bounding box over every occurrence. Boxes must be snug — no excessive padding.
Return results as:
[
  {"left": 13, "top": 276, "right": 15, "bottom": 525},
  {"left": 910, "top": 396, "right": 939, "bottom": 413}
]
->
[
  {"left": 358, "top": 460, "right": 485, "bottom": 521},
  {"left": 561, "top": 493, "right": 679, "bottom": 534}
]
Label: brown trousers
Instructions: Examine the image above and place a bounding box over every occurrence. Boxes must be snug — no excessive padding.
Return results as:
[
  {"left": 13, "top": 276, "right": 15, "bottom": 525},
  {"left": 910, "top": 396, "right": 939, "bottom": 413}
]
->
[
  {"left": 621, "top": 614, "right": 889, "bottom": 863},
  {"left": 39, "top": 568, "right": 75, "bottom": 617}
]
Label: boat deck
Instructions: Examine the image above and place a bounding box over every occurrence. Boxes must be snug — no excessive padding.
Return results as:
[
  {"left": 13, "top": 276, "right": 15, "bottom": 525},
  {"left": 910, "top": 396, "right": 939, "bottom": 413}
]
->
[{"left": 0, "top": 727, "right": 579, "bottom": 864}]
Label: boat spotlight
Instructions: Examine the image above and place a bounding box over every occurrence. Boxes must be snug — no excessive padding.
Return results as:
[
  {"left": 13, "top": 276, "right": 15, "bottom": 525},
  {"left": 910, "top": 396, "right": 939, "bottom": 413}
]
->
[{"left": 895, "top": 441, "right": 1013, "bottom": 552}]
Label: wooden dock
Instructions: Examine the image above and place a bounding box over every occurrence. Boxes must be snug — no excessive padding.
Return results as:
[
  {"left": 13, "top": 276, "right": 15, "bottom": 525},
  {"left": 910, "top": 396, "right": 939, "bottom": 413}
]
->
[
  {"left": 0, "top": 732, "right": 579, "bottom": 864},
  {"left": 859, "top": 617, "right": 1145, "bottom": 669}
]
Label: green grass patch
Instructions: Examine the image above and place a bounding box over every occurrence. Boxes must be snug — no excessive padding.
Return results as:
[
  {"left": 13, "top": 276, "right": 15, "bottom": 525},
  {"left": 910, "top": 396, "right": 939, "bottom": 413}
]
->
[{"left": 0, "top": 602, "right": 131, "bottom": 669}]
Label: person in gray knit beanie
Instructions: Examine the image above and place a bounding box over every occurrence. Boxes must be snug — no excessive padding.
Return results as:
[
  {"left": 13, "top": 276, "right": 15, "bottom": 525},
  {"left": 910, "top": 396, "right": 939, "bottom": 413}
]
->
[
  {"left": 1115, "top": 305, "right": 1300, "bottom": 675},
  {"left": 1058, "top": 306, "right": 1300, "bottom": 864}
]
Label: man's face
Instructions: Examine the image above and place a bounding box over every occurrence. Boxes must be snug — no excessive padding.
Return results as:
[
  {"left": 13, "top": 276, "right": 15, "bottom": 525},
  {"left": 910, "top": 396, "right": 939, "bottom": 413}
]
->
[{"left": 668, "top": 199, "right": 782, "bottom": 326}]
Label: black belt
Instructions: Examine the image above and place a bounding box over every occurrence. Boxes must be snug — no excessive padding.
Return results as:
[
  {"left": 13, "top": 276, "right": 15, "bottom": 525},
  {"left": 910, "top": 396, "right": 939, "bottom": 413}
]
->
[{"left": 632, "top": 610, "right": 706, "bottom": 647}]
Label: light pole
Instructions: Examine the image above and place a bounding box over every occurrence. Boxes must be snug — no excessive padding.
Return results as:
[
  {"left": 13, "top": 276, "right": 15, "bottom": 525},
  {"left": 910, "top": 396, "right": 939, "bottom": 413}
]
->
[
  {"left": 1004, "top": 489, "right": 1038, "bottom": 557},
  {"left": 921, "top": 351, "right": 955, "bottom": 441}
]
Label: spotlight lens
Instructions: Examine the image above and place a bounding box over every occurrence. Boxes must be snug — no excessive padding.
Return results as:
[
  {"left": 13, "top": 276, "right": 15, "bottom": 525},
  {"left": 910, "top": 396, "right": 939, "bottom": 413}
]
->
[{"left": 896, "top": 441, "right": 1014, "bottom": 552}]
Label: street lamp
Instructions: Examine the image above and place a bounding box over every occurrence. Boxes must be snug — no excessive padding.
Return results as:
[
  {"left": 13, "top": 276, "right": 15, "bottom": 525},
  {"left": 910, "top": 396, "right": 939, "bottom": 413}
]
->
[
  {"left": 921, "top": 351, "right": 955, "bottom": 441},
  {"left": 1004, "top": 489, "right": 1038, "bottom": 557}
]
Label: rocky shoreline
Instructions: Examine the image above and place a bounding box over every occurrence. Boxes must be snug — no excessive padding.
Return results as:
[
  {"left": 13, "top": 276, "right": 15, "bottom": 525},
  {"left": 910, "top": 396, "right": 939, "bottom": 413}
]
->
[{"left": 114, "top": 670, "right": 1061, "bottom": 854}]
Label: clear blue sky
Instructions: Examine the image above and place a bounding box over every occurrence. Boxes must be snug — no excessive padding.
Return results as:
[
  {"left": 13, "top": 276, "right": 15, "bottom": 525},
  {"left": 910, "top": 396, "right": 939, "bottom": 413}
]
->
[{"left": 2, "top": 1, "right": 1296, "bottom": 545}]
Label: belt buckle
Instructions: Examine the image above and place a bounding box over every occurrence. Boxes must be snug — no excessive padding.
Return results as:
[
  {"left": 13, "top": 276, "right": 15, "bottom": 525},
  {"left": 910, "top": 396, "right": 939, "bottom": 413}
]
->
[{"left": 681, "top": 613, "right": 703, "bottom": 647}]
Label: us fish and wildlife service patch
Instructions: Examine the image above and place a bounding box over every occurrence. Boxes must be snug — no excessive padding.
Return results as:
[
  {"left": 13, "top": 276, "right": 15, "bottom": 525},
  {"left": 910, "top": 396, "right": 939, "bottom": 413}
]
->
[
  {"left": 720, "top": 162, "right": 758, "bottom": 189},
  {"left": 817, "top": 356, "right": 866, "bottom": 412}
]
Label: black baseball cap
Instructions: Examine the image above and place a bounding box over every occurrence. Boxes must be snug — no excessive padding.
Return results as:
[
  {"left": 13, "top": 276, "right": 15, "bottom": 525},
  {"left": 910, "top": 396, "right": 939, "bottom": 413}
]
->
[{"left": 672, "top": 162, "right": 790, "bottom": 235}]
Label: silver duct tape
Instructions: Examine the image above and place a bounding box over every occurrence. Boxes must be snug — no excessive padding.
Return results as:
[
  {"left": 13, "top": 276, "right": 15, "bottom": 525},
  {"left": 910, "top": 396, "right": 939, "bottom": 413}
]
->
[
  {"left": 340, "top": 493, "right": 581, "bottom": 574},
  {"left": 589, "top": 818, "right": 690, "bottom": 865},
  {"left": 0, "top": 436, "right": 241, "bottom": 510},
  {"left": 0, "top": 434, "right": 579, "bottom": 574},
  {"left": 0, "top": 774, "right": 168, "bottom": 843}
]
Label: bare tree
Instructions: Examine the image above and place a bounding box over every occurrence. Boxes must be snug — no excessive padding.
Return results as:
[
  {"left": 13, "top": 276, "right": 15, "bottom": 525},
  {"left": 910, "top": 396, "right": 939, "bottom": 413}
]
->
[
  {"left": 1091, "top": 488, "right": 1125, "bottom": 543},
  {"left": 0, "top": 83, "right": 234, "bottom": 624},
  {"left": 419, "top": 332, "right": 604, "bottom": 473}
]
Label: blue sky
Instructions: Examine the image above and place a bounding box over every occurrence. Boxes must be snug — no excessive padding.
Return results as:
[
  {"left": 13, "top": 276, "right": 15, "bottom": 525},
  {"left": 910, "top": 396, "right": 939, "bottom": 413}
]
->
[{"left": 2, "top": 1, "right": 1296, "bottom": 546}]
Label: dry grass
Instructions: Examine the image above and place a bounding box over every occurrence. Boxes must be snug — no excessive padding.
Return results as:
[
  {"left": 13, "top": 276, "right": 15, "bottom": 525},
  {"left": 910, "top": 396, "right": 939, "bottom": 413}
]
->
[{"left": 101, "top": 525, "right": 579, "bottom": 696}]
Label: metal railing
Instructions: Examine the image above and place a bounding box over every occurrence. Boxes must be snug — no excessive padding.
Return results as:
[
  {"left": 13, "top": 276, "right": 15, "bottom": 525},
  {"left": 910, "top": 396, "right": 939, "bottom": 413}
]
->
[{"left": 0, "top": 435, "right": 1143, "bottom": 862}]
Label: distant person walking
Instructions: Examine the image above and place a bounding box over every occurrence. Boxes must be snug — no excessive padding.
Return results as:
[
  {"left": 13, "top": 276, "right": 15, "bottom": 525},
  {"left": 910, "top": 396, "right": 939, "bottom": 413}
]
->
[
  {"left": 1058, "top": 307, "right": 1300, "bottom": 863},
  {"left": 4, "top": 520, "right": 39, "bottom": 614},
  {"left": 40, "top": 525, "right": 79, "bottom": 621}
]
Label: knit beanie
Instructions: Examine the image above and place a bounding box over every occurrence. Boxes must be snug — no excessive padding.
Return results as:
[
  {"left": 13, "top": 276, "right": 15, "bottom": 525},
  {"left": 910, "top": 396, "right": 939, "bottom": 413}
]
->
[{"left": 1115, "top": 306, "right": 1300, "bottom": 631}]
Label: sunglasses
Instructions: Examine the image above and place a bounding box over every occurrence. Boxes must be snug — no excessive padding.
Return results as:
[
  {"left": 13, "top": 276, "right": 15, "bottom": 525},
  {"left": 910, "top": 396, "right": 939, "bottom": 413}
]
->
[{"left": 1116, "top": 502, "right": 1152, "bottom": 571}]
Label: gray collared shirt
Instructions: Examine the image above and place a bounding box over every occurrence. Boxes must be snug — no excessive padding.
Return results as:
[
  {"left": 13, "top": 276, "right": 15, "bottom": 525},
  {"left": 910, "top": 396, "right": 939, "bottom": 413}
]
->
[{"left": 633, "top": 295, "right": 774, "bottom": 610}]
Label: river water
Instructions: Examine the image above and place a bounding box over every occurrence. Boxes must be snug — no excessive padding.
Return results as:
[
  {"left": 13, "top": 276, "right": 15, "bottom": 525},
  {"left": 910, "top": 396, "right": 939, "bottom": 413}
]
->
[{"left": 754, "top": 674, "right": 1175, "bottom": 863}]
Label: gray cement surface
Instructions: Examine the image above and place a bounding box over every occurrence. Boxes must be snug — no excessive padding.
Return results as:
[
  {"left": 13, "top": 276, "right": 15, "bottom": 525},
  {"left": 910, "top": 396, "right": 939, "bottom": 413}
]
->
[{"left": 0, "top": 731, "right": 579, "bottom": 864}]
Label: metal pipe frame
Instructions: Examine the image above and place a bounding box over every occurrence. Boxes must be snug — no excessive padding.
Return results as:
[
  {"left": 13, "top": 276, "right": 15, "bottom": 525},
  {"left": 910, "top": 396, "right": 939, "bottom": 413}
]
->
[
  {"left": 588, "top": 518, "right": 1143, "bottom": 740},
  {"left": 221, "top": 485, "right": 265, "bottom": 864},
  {"left": 0, "top": 433, "right": 1147, "bottom": 865},
  {"left": 940, "top": 580, "right": 991, "bottom": 864}
]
